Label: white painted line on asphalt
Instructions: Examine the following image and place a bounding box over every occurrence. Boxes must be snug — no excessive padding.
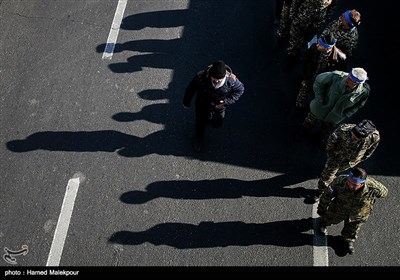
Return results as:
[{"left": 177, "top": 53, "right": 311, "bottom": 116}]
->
[
  {"left": 102, "top": 0, "right": 128, "bottom": 60},
  {"left": 46, "top": 177, "right": 80, "bottom": 266},
  {"left": 312, "top": 203, "right": 329, "bottom": 266}
]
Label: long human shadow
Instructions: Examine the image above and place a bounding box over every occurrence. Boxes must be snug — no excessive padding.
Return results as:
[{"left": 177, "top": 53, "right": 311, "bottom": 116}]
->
[
  {"left": 5, "top": 130, "right": 184, "bottom": 157},
  {"left": 120, "top": 173, "right": 315, "bottom": 204},
  {"left": 96, "top": 38, "right": 180, "bottom": 55},
  {"left": 3, "top": 127, "right": 322, "bottom": 172},
  {"left": 120, "top": 9, "right": 190, "bottom": 30},
  {"left": 108, "top": 218, "right": 313, "bottom": 249},
  {"left": 112, "top": 107, "right": 165, "bottom": 124},
  {"left": 96, "top": 39, "right": 180, "bottom": 73},
  {"left": 107, "top": 53, "right": 176, "bottom": 73},
  {"left": 112, "top": 87, "right": 178, "bottom": 126}
]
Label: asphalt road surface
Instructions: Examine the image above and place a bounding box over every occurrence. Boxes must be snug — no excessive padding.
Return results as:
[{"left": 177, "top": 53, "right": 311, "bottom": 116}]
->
[{"left": 0, "top": 0, "right": 398, "bottom": 271}]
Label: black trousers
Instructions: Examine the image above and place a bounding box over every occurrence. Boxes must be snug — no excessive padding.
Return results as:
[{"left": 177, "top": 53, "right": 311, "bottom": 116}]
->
[{"left": 195, "top": 104, "right": 225, "bottom": 140}]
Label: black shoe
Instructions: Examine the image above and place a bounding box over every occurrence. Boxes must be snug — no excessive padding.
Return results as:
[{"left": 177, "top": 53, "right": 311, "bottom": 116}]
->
[
  {"left": 311, "top": 194, "right": 320, "bottom": 203},
  {"left": 347, "top": 241, "right": 355, "bottom": 254},
  {"left": 307, "top": 190, "right": 321, "bottom": 203},
  {"left": 304, "top": 193, "right": 320, "bottom": 204},
  {"left": 192, "top": 139, "right": 203, "bottom": 152},
  {"left": 318, "top": 226, "right": 327, "bottom": 236}
]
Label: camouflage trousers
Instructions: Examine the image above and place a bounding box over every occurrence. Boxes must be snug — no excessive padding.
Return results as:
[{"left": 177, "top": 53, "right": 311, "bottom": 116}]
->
[
  {"left": 287, "top": 18, "right": 323, "bottom": 56},
  {"left": 318, "top": 160, "right": 351, "bottom": 191},
  {"left": 302, "top": 112, "right": 318, "bottom": 129},
  {"left": 303, "top": 112, "right": 335, "bottom": 139},
  {"left": 296, "top": 78, "right": 313, "bottom": 108},
  {"left": 320, "top": 215, "right": 365, "bottom": 242},
  {"left": 277, "top": 0, "right": 292, "bottom": 39}
]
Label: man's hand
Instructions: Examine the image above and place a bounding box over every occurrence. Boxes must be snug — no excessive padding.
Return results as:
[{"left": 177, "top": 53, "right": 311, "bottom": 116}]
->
[
  {"left": 183, "top": 104, "right": 190, "bottom": 109},
  {"left": 213, "top": 100, "right": 224, "bottom": 109},
  {"left": 368, "top": 189, "right": 380, "bottom": 199}
]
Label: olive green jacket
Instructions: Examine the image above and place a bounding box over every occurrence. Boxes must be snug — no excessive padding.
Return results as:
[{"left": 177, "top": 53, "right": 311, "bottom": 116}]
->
[{"left": 310, "top": 71, "right": 370, "bottom": 125}]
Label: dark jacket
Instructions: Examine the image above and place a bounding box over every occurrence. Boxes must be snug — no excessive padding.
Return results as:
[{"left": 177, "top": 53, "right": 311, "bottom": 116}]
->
[{"left": 183, "top": 65, "right": 244, "bottom": 109}]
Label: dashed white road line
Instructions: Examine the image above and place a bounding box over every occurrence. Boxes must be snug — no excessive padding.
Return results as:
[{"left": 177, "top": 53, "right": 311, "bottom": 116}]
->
[
  {"left": 102, "top": 0, "right": 128, "bottom": 60},
  {"left": 312, "top": 203, "right": 329, "bottom": 266},
  {"left": 46, "top": 177, "right": 81, "bottom": 266}
]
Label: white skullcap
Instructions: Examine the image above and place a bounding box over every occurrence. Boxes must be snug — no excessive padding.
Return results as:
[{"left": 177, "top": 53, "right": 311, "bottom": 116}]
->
[{"left": 350, "top": 68, "right": 368, "bottom": 83}]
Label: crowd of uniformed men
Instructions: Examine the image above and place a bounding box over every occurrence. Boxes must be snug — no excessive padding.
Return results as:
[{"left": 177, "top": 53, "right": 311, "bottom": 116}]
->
[{"left": 182, "top": 0, "right": 388, "bottom": 255}]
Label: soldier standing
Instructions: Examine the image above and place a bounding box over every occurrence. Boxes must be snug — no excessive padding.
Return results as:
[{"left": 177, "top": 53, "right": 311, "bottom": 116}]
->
[
  {"left": 274, "top": 0, "right": 302, "bottom": 50},
  {"left": 302, "top": 67, "right": 370, "bottom": 143},
  {"left": 285, "top": 0, "right": 338, "bottom": 68},
  {"left": 321, "top": 9, "right": 361, "bottom": 70},
  {"left": 309, "top": 119, "right": 380, "bottom": 203},
  {"left": 293, "top": 33, "right": 347, "bottom": 115},
  {"left": 317, "top": 167, "right": 388, "bottom": 254}
]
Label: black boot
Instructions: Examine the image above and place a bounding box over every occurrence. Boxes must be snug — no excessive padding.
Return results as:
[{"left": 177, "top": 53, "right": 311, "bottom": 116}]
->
[
  {"left": 310, "top": 191, "right": 322, "bottom": 203},
  {"left": 305, "top": 189, "right": 322, "bottom": 204}
]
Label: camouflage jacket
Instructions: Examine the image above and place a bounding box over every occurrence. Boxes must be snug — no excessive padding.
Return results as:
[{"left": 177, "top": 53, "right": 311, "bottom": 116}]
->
[
  {"left": 318, "top": 175, "right": 388, "bottom": 222},
  {"left": 321, "top": 16, "right": 359, "bottom": 57},
  {"left": 183, "top": 65, "right": 244, "bottom": 108},
  {"left": 292, "top": 0, "right": 337, "bottom": 25},
  {"left": 326, "top": 124, "right": 380, "bottom": 166},
  {"left": 310, "top": 71, "right": 370, "bottom": 125}
]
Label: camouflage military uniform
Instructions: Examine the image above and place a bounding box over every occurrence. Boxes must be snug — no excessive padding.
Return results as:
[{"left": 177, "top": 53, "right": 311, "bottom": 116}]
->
[
  {"left": 277, "top": 0, "right": 301, "bottom": 40},
  {"left": 287, "top": 0, "right": 337, "bottom": 57},
  {"left": 318, "top": 124, "right": 380, "bottom": 191},
  {"left": 321, "top": 16, "right": 359, "bottom": 58},
  {"left": 296, "top": 42, "right": 346, "bottom": 109},
  {"left": 318, "top": 175, "right": 388, "bottom": 242}
]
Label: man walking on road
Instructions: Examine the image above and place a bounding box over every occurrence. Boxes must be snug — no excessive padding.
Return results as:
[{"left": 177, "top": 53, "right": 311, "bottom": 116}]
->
[{"left": 183, "top": 60, "right": 244, "bottom": 152}]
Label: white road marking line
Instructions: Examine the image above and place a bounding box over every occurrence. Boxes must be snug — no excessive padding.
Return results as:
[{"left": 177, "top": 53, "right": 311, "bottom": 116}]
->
[
  {"left": 102, "top": 0, "right": 128, "bottom": 60},
  {"left": 46, "top": 177, "right": 80, "bottom": 266},
  {"left": 312, "top": 203, "right": 329, "bottom": 266}
]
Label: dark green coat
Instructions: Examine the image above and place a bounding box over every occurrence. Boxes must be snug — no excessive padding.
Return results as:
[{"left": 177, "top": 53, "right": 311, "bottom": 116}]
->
[{"left": 310, "top": 71, "right": 370, "bottom": 125}]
